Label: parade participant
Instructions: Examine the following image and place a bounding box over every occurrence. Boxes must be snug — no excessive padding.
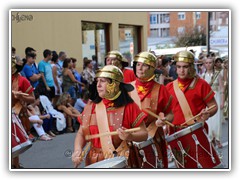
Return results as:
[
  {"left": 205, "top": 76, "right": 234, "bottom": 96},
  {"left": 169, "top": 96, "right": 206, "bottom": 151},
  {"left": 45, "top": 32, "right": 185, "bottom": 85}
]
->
[
  {"left": 158, "top": 50, "right": 219, "bottom": 168},
  {"left": 12, "top": 56, "right": 35, "bottom": 168},
  {"left": 202, "top": 57, "right": 224, "bottom": 148},
  {"left": 105, "top": 50, "right": 136, "bottom": 83},
  {"left": 195, "top": 56, "right": 205, "bottom": 76},
  {"left": 72, "top": 65, "right": 148, "bottom": 168},
  {"left": 214, "top": 57, "right": 226, "bottom": 124},
  {"left": 129, "top": 51, "right": 174, "bottom": 168},
  {"left": 222, "top": 57, "right": 229, "bottom": 120}
]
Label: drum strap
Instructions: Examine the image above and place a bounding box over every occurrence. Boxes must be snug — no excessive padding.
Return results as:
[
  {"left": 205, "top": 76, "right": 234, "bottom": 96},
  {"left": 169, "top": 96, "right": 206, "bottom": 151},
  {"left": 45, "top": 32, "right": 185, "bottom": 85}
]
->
[
  {"left": 129, "top": 81, "right": 142, "bottom": 109},
  {"left": 145, "top": 83, "right": 161, "bottom": 137},
  {"left": 129, "top": 81, "right": 161, "bottom": 137},
  {"left": 147, "top": 113, "right": 164, "bottom": 138},
  {"left": 80, "top": 102, "right": 92, "bottom": 139},
  {"left": 95, "top": 101, "right": 116, "bottom": 159},
  {"left": 12, "top": 75, "right": 22, "bottom": 115},
  {"left": 173, "top": 79, "right": 195, "bottom": 125}
]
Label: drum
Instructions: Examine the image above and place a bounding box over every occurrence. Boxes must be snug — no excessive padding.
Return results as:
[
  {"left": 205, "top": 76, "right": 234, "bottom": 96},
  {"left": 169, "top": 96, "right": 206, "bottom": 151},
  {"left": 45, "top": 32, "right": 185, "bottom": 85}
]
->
[
  {"left": 166, "top": 122, "right": 223, "bottom": 168},
  {"left": 11, "top": 113, "right": 32, "bottom": 158},
  {"left": 85, "top": 156, "right": 127, "bottom": 168},
  {"left": 133, "top": 135, "right": 165, "bottom": 168}
]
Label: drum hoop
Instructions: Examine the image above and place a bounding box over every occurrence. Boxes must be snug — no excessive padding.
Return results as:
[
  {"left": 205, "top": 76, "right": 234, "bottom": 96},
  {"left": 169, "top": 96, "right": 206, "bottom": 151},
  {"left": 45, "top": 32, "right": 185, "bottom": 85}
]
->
[
  {"left": 213, "top": 163, "right": 224, "bottom": 168},
  {"left": 165, "top": 122, "right": 204, "bottom": 143},
  {"left": 85, "top": 157, "right": 127, "bottom": 168},
  {"left": 12, "top": 140, "right": 32, "bottom": 152},
  {"left": 12, "top": 140, "right": 32, "bottom": 158},
  {"left": 133, "top": 137, "right": 154, "bottom": 149}
]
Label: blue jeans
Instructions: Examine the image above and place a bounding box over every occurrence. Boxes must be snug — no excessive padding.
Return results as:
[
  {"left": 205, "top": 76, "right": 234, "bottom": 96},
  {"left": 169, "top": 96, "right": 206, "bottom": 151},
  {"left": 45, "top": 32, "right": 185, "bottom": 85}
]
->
[
  {"left": 42, "top": 114, "right": 54, "bottom": 132},
  {"left": 67, "top": 86, "right": 77, "bottom": 101}
]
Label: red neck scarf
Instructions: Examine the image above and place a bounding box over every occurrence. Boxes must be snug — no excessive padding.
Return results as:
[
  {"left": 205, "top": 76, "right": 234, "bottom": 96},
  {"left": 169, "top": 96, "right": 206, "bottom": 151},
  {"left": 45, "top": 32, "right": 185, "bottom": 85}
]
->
[
  {"left": 135, "top": 79, "right": 155, "bottom": 101},
  {"left": 177, "top": 77, "right": 194, "bottom": 92},
  {"left": 102, "top": 98, "right": 115, "bottom": 108}
]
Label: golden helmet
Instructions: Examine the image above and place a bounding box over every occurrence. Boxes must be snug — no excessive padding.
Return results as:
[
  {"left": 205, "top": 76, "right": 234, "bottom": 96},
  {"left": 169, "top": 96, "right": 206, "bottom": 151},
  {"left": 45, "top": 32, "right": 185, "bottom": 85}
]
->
[
  {"left": 174, "top": 50, "right": 195, "bottom": 64},
  {"left": 106, "top": 50, "right": 128, "bottom": 63},
  {"left": 133, "top": 51, "right": 157, "bottom": 68},
  {"left": 96, "top": 65, "right": 123, "bottom": 83}
]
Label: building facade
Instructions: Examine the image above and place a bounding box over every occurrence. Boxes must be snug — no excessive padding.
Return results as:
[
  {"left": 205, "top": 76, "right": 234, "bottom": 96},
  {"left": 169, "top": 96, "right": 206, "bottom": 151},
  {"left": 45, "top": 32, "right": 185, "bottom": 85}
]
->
[
  {"left": 11, "top": 11, "right": 148, "bottom": 71},
  {"left": 210, "top": 11, "right": 229, "bottom": 31},
  {"left": 149, "top": 11, "right": 208, "bottom": 38},
  {"left": 169, "top": 11, "right": 208, "bottom": 36},
  {"left": 148, "top": 11, "right": 229, "bottom": 56}
]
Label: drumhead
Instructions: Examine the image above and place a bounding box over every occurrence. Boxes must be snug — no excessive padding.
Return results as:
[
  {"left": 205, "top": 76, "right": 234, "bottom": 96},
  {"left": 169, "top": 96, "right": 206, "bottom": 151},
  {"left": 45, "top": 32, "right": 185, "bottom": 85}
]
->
[
  {"left": 85, "top": 156, "right": 127, "bottom": 168},
  {"left": 133, "top": 136, "right": 154, "bottom": 149},
  {"left": 165, "top": 122, "right": 204, "bottom": 143},
  {"left": 12, "top": 140, "right": 32, "bottom": 158}
]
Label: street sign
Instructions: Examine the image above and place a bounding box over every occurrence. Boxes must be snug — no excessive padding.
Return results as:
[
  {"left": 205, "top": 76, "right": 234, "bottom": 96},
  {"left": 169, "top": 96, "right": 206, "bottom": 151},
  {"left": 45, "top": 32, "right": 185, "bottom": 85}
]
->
[{"left": 210, "top": 38, "right": 228, "bottom": 46}]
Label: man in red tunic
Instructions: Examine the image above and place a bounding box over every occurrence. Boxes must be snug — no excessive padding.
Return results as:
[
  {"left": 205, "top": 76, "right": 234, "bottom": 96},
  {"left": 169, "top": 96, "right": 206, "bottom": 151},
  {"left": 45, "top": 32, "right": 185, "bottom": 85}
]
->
[
  {"left": 156, "top": 50, "right": 221, "bottom": 168},
  {"left": 105, "top": 50, "right": 136, "bottom": 83},
  {"left": 12, "top": 56, "right": 35, "bottom": 168},
  {"left": 163, "top": 50, "right": 217, "bottom": 129},
  {"left": 129, "top": 51, "right": 174, "bottom": 168},
  {"left": 72, "top": 65, "right": 148, "bottom": 168}
]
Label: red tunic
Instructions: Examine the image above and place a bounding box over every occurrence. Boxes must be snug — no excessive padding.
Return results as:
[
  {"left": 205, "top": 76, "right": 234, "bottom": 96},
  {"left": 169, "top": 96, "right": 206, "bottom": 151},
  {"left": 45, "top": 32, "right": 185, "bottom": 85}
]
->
[
  {"left": 12, "top": 74, "right": 34, "bottom": 134},
  {"left": 166, "top": 77, "right": 215, "bottom": 125},
  {"left": 12, "top": 74, "right": 34, "bottom": 95},
  {"left": 134, "top": 79, "right": 172, "bottom": 168},
  {"left": 135, "top": 79, "right": 172, "bottom": 115},
  {"left": 78, "top": 99, "right": 147, "bottom": 148},
  {"left": 123, "top": 68, "right": 136, "bottom": 83}
]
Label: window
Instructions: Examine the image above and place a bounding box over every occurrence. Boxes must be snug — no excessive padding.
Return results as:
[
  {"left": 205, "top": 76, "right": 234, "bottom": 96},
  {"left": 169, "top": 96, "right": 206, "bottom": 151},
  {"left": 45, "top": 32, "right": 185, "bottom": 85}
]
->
[
  {"left": 178, "top": 27, "right": 185, "bottom": 34},
  {"left": 150, "top": 28, "right": 159, "bottom": 37},
  {"left": 164, "top": 15, "right": 170, "bottom": 23},
  {"left": 196, "top": 12, "right": 201, "bottom": 19},
  {"left": 82, "top": 22, "right": 109, "bottom": 68},
  {"left": 119, "top": 25, "right": 141, "bottom": 66},
  {"left": 161, "top": 28, "right": 170, "bottom": 37},
  {"left": 150, "top": 14, "right": 157, "bottom": 24},
  {"left": 178, "top": 12, "right": 186, "bottom": 20}
]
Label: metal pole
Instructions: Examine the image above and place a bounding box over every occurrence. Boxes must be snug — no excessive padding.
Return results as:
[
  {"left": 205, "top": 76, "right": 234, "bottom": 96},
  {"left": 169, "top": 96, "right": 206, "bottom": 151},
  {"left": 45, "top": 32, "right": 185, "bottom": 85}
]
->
[{"left": 206, "top": 11, "right": 211, "bottom": 55}]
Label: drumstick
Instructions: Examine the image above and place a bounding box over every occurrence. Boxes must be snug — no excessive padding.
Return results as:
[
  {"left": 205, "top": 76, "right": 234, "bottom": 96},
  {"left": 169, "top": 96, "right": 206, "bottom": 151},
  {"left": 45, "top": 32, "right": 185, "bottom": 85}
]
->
[
  {"left": 143, "top": 108, "right": 175, "bottom": 127},
  {"left": 74, "top": 142, "right": 91, "bottom": 168},
  {"left": 180, "top": 105, "right": 216, "bottom": 126},
  {"left": 85, "top": 127, "right": 141, "bottom": 140},
  {"left": 12, "top": 90, "right": 29, "bottom": 96}
]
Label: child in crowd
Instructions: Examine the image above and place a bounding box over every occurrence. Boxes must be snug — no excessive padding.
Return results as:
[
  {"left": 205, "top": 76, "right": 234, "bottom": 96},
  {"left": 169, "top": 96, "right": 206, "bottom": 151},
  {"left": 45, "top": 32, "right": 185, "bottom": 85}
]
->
[{"left": 27, "top": 92, "right": 56, "bottom": 140}]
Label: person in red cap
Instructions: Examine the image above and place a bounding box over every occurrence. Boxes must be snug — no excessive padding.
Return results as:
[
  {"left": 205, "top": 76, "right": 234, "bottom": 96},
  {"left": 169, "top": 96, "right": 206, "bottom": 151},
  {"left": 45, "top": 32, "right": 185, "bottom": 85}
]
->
[{"left": 105, "top": 50, "right": 136, "bottom": 83}]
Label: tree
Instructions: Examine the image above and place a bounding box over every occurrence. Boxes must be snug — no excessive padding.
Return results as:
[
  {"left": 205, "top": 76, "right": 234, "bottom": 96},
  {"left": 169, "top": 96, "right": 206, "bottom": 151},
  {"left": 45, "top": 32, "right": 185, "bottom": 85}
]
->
[{"left": 174, "top": 27, "right": 207, "bottom": 47}]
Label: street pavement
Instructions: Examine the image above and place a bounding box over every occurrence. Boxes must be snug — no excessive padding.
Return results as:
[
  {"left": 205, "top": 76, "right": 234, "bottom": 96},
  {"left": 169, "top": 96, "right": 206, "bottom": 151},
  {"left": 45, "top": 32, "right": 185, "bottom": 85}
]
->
[{"left": 18, "top": 120, "right": 229, "bottom": 169}]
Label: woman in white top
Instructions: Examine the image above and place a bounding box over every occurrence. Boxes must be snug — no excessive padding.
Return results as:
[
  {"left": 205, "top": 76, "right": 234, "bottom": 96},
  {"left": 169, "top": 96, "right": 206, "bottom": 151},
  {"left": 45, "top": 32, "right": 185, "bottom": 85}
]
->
[{"left": 201, "top": 57, "right": 225, "bottom": 148}]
